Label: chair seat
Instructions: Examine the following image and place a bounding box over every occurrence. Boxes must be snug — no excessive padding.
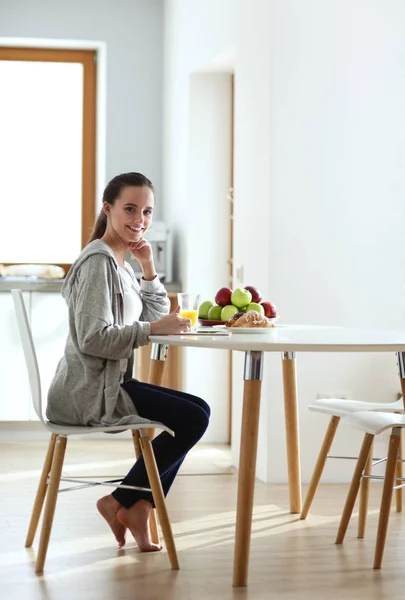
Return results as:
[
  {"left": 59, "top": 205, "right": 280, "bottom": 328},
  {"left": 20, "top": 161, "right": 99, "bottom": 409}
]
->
[
  {"left": 45, "top": 420, "right": 175, "bottom": 437},
  {"left": 308, "top": 397, "right": 404, "bottom": 418},
  {"left": 343, "top": 410, "right": 405, "bottom": 435}
]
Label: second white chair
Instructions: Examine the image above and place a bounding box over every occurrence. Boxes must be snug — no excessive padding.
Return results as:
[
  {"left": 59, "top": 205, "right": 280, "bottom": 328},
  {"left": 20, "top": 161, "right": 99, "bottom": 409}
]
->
[
  {"left": 301, "top": 396, "right": 404, "bottom": 530},
  {"left": 335, "top": 410, "right": 405, "bottom": 568}
]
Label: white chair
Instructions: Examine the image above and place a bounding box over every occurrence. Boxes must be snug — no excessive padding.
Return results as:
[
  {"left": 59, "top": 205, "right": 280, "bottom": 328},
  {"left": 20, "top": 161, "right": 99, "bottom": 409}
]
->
[
  {"left": 11, "top": 289, "right": 179, "bottom": 574},
  {"left": 301, "top": 396, "right": 404, "bottom": 532},
  {"left": 335, "top": 410, "right": 405, "bottom": 568}
]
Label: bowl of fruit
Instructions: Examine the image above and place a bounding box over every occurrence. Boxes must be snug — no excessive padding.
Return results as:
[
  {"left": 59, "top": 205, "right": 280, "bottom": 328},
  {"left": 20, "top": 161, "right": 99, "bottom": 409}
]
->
[{"left": 198, "top": 286, "right": 278, "bottom": 326}]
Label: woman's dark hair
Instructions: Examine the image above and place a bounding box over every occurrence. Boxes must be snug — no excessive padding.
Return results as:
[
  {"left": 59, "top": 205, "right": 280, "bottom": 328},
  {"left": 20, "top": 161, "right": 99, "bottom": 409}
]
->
[{"left": 87, "top": 172, "right": 154, "bottom": 243}]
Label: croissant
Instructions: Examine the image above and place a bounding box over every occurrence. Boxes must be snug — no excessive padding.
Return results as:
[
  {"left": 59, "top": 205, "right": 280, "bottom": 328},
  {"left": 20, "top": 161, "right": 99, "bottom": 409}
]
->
[
  {"left": 227, "top": 310, "right": 273, "bottom": 328},
  {"left": 225, "top": 312, "right": 245, "bottom": 327}
]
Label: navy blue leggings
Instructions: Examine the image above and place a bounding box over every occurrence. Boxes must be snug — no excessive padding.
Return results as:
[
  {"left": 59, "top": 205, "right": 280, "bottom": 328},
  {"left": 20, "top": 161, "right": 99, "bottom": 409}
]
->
[{"left": 112, "top": 379, "right": 210, "bottom": 508}]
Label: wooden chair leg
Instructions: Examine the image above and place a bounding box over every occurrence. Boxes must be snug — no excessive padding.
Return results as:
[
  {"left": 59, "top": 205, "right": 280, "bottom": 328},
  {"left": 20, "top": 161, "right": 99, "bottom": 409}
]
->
[
  {"left": 395, "top": 428, "right": 402, "bottom": 513},
  {"left": 131, "top": 429, "right": 159, "bottom": 545},
  {"left": 336, "top": 433, "right": 374, "bottom": 544},
  {"left": 131, "top": 429, "right": 142, "bottom": 457},
  {"left": 140, "top": 433, "right": 179, "bottom": 570},
  {"left": 142, "top": 345, "right": 169, "bottom": 544},
  {"left": 301, "top": 416, "right": 340, "bottom": 519},
  {"left": 357, "top": 439, "right": 374, "bottom": 538},
  {"left": 35, "top": 435, "right": 67, "bottom": 574},
  {"left": 374, "top": 428, "right": 401, "bottom": 569},
  {"left": 25, "top": 433, "right": 57, "bottom": 547}
]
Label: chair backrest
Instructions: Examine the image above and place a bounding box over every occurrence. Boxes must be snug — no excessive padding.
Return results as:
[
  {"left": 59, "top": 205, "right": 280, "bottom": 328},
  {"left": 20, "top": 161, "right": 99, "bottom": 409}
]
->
[{"left": 11, "top": 289, "right": 44, "bottom": 423}]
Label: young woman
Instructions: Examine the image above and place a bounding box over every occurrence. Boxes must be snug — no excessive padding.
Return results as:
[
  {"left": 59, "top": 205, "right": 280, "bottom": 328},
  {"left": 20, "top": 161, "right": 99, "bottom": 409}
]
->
[{"left": 47, "top": 172, "right": 210, "bottom": 552}]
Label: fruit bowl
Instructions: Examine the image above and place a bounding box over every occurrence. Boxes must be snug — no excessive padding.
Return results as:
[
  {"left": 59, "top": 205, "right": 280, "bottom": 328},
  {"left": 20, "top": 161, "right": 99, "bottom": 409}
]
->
[{"left": 198, "top": 318, "right": 227, "bottom": 326}]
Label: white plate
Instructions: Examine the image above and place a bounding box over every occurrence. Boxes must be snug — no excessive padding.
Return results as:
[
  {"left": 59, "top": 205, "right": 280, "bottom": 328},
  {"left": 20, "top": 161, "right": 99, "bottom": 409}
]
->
[
  {"left": 212, "top": 315, "right": 279, "bottom": 334},
  {"left": 212, "top": 325, "right": 276, "bottom": 334}
]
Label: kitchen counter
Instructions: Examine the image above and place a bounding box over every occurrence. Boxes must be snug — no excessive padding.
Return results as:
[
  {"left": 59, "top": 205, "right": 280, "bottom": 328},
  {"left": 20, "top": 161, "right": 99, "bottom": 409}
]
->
[
  {"left": 0, "top": 278, "right": 182, "bottom": 294},
  {"left": 0, "top": 279, "right": 64, "bottom": 293}
]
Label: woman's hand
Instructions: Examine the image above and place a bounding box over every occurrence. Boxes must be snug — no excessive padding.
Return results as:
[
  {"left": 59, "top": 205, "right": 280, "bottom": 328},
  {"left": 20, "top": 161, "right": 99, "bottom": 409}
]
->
[
  {"left": 128, "top": 239, "right": 156, "bottom": 280},
  {"left": 150, "top": 306, "right": 192, "bottom": 335},
  {"left": 129, "top": 239, "right": 153, "bottom": 265}
]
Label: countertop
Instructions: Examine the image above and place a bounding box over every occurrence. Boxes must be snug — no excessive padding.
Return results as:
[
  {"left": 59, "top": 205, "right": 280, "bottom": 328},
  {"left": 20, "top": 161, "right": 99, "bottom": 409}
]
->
[{"left": 0, "top": 278, "right": 182, "bottom": 294}]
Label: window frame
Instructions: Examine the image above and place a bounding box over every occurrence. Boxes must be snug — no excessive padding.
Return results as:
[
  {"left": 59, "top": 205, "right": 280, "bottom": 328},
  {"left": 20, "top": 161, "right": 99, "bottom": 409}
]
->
[{"left": 0, "top": 46, "right": 97, "bottom": 274}]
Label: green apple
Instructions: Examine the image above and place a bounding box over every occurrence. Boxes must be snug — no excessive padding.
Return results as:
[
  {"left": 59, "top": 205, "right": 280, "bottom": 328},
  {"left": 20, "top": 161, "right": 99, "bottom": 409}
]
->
[
  {"left": 207, "top": 305, "right": 223, "bottom": 320},
  {"left": 221, "top": 304, "right": 239, "bottom": 321},
  {"left": 198, "top": 300, "right": 214, "bottom": 319},
  {"left": 246, "top": 302, "right": 265, "bottom": 315},
  {"left": 231, "top": 287, "right": 252, "bottom": 308}
]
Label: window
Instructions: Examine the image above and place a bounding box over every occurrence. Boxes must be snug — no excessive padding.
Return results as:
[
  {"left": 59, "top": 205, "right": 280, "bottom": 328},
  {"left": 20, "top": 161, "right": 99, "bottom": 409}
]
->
[{"left": 0, "top": 47, "right": 97, "bottom": 273}]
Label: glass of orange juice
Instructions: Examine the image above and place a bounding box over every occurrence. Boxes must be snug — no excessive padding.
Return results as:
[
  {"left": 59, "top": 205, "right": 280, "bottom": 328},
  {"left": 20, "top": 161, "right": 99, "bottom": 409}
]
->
[{"left": 177, "top": 293, "right": 200, "bottom": 331}]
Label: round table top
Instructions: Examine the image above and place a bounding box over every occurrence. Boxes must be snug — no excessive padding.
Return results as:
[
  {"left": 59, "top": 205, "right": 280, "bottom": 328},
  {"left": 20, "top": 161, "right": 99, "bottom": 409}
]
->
[{"left": 149, "top": 324, "right": 405, "bottom": 353}]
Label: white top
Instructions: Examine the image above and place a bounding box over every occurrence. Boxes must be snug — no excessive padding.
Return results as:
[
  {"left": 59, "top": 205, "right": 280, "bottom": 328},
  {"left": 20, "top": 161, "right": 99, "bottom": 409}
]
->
[
  {"left": 118, "top": 264, "right": 143, "bottom": 325},
  {"left": 149, "top": 324, "right": 405, "bottom": 353},
  {"left": 118, "top": 264, "right": 143, "bottom": 376}
]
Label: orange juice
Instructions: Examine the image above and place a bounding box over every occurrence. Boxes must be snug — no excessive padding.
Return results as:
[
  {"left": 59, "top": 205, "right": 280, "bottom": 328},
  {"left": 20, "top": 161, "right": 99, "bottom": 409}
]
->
[{"left": 180, "top": 309, "right": 198, "bottom": 328}]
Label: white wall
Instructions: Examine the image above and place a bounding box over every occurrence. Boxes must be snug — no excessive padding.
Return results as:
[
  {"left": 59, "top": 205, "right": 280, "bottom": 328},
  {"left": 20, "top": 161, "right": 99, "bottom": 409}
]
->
[
  {"left": 0, "top": 0, "right": 164, "bottom": 212},
  {"left": 262, "top": 0, "right": 405, "bottom": 483},
  {"left": 163, "top": 0, "right": 236, "bottom": 280},
  {"left": 184, "top": 73, "right": 233, "bottom": 443},
  {"left": 164, "top": 0, "right": 405, "bottom": 481}
]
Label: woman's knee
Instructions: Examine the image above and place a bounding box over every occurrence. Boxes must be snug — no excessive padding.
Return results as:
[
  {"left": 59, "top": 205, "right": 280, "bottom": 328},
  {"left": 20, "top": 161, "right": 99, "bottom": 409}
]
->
[
  {"left": 197, "top": 397, "right": 211, "bottom": 419},
  {"left": 196, "top": 402, "right": 210, "bottom": 436},
  {"left": 184, "top": 401, "right": 210, "bottom": 437}
]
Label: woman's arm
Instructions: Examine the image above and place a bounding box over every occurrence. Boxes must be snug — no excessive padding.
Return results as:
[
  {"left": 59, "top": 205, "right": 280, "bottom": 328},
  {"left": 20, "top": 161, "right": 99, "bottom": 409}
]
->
[
  {"left": 127, "top": 239, "right": 170, "bottom": 322},
  {"left": 139, "top": 277, "right": 170, "bottom": 322},
  {"left": 73, "top": 255, "right": 151, "bottom": 359}
]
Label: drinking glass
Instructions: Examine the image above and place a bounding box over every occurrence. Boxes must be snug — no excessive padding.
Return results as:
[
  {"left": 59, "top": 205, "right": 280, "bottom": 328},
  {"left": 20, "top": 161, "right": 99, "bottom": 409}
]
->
[{"left": 177, "top": 293, "right": 200, "bottom": 331}]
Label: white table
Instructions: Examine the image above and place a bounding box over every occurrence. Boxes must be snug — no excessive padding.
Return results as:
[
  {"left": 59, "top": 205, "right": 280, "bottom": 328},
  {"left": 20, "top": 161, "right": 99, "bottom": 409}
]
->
[{"left": 149, "top": 325, "right": 405, "bottom": 586}]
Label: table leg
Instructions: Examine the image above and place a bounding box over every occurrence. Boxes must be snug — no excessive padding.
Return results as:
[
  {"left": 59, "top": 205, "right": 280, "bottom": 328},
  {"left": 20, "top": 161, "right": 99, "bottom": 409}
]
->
[
  {"left": 147, "top": 343, "right": 169, "bottom": 545},
  {"left": 233, "top": 351, "right": 264, "bottom": 587},
  {"left": 282, "top": 351, "right": 302, "bottom": 514}
]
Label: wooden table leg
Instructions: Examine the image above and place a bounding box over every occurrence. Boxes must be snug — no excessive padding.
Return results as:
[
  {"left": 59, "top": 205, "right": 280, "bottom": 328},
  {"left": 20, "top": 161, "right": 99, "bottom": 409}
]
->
[
  {"left": 282, "top": 352, "right": 302, "bottom": 514},
  {"left": 233, "top": 351, "right": 263, "bottom": 587},
  {"left": 145, "top": 343, "right": 169, "bottom": 545}
]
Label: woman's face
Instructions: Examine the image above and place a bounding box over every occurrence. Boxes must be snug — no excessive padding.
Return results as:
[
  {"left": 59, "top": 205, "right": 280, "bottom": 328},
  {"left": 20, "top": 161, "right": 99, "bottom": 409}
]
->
[{"left": 105, "top": 185, "right": 154, "bottom": 244}]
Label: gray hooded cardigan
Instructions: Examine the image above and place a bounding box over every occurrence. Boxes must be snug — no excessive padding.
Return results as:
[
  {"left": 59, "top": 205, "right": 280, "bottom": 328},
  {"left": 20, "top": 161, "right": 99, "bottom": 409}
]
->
[{"left": 46, "top": 240, "right": 170, "bottom": 427}]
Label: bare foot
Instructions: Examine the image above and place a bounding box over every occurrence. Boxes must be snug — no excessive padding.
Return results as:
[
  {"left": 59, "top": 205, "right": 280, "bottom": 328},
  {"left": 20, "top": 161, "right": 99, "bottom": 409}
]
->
[
  {"left": 117, "top": 500, "right": 162, "bottom": 552},
  {"left": 96, "top": 495, "right": 127, "bottom": 548}
]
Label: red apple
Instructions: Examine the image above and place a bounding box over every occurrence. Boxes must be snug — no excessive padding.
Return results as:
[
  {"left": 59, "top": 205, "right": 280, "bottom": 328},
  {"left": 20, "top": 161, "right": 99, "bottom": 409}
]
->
[
  {"left": 215, "top": 287, "right": 233, "bottom": 307},
  {"left": 244, "top": 285, "right": 262, "bottom": 303},
  {"left": 261, "top": 301, "right": 277, "bottom": 318}
]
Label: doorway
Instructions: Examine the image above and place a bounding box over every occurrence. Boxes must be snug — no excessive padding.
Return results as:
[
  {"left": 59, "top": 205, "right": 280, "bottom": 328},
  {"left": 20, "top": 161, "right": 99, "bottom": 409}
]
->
[{"left": 185, "top": 71, "right": 234, "bottom": 444}]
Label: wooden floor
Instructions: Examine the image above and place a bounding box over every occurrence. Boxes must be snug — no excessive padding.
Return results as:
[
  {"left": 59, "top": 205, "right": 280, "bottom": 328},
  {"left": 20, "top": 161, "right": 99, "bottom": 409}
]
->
[{"left": 1, "top": 440, "right": 405, "bottom": 600}]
